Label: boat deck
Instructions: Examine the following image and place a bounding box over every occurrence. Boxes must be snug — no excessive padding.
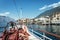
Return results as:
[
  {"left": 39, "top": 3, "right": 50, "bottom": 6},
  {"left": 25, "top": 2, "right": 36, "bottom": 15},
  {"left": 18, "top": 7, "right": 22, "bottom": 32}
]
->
[{"left": 28, "top": 31, "right": 41, "bottom": 40}]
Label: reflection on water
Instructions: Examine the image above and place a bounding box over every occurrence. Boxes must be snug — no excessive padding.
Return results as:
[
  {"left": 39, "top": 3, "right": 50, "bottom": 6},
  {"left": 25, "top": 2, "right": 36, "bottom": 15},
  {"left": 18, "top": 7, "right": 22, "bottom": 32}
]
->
[
  {"left": 45, "top": 25, "right": 60, "bottom": 35},
  {"left": 28, "top": 24, "right": 60, "bottom": 36}
]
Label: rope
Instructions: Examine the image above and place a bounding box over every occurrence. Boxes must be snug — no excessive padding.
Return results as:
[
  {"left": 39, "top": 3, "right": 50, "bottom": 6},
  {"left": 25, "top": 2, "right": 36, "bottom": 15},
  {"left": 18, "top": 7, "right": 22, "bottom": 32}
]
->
[{"left": 13, "top": 0, "right": 20, "bottom": 19}]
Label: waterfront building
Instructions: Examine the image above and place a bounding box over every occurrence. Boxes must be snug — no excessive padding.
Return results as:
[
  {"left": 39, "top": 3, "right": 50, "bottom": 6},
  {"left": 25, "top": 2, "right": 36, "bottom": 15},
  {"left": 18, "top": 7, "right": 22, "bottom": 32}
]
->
[
  {"left": 30, "top": 19, "right": 35, "bottom": 24},
  {"left": 35, "top": 16, "right": 49, "bottom": 24},
  {"left": 35, "top": 12, "right": 60, "bottom": 25},
  {"left": 35, "top": 7, "right": 60, "bottom": 24},
  {"left": 51, "top": 12, "right": 60, "bottom": 24}
]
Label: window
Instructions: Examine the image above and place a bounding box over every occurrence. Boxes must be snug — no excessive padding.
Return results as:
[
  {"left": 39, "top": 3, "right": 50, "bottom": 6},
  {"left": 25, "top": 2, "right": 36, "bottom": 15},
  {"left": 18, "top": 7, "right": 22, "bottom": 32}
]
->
[{"left": 57, "top": 18, "right": 59, "bottom": 20}]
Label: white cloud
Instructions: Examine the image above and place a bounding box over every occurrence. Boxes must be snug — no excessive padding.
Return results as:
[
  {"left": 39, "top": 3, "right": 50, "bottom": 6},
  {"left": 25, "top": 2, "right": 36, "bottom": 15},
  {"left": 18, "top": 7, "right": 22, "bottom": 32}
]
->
[
  {"left": 39, "top": 1, "right": 60, "bottom": 10},
  {"left": 0, "top": 12, "right": 10, "bottom": 16},
  {"left": 39, "top": 5, "right": 47, "bottom": 10}
]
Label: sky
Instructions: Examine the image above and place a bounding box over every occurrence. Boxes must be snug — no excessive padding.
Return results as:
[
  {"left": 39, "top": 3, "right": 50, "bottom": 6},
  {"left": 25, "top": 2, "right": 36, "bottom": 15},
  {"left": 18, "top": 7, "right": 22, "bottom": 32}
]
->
[{"left": 0, "top": 0, "right": 60, "bottom": 20}]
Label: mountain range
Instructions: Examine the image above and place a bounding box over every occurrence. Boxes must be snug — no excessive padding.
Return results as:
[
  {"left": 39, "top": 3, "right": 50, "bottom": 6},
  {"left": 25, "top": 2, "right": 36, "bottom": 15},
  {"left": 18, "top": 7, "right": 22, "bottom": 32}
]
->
[
  {"left": 0, "top": 16, "right": 15, "bottom": 27},
  {"left": 36, "top": 6, "right": 60, "bottom": 18}
]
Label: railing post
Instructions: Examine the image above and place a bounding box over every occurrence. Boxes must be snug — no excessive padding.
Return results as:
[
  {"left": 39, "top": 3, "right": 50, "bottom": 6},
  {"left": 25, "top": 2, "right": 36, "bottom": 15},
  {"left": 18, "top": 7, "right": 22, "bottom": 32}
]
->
[{"left": 43, "top": 32, "right": 45, "bottom": 40}]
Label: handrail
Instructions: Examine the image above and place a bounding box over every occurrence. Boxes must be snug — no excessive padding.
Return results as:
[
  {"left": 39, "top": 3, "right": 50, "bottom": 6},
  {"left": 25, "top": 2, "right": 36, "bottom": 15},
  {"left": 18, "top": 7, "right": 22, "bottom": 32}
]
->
[
  {"left": 29, "top": 29, "right": 52, "bottom": 40},
  {"left": 28, "top": 26, "right": 60, "bottom": 39},
  {"left": 38, "top": 29, "right": 60, "bottom": 38},
  {"left": 32, "top": 28, "right": 60, "bottom": 39}
]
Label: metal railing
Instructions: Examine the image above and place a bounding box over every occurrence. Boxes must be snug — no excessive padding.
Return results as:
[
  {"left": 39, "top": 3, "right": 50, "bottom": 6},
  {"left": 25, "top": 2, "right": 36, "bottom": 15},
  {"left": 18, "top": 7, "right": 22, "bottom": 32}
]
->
[{"left": 29, "top": 29, "right": 52, "bottom": 40}]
